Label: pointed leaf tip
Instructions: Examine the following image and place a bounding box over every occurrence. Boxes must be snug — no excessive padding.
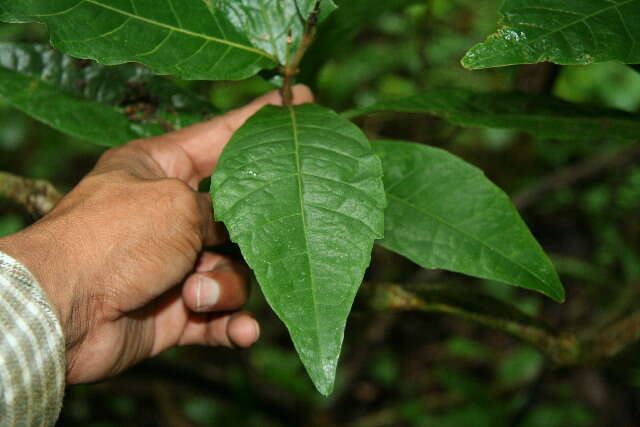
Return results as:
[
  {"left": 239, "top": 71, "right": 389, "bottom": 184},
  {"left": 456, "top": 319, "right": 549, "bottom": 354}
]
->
[
  {"left": 461, "top": 0, "right": 640, "bottom": 68},
  {"left": 212, "top": 104, "right": 385, "bottom": 395},
  {"left": 373, "top": 140, "right": 565, "bottom": 303}
]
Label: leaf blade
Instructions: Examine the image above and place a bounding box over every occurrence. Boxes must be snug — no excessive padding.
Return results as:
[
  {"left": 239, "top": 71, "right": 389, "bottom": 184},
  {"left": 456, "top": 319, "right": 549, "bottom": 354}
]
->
[
  {"left": 0, "top": 43, "right": 216, "bottom": 146},
  {"left": 212, "top": 104, "right": 386, "bottom": 395},
  {"left": 218, "top": 0, "right": 336, "bottom": 65},
  {"left": 0, "top": 0, "right": 277, "bottom": 80},
  {"left": 343, "top": 89, "right": 640, "bottom": 141},
  {"left": 373, "top": 139, "right": 565, "bottom": 302},
  {"left": 462, "top": 0, "right": 640, "bottom": 69}
]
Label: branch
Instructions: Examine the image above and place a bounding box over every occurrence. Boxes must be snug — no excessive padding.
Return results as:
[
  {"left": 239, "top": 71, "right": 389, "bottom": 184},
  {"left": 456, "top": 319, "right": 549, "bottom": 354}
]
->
[
  {"left": 0, "top": 171, "right": 63, "bottom": 218},
  {"left": 280, "top": 1, "right": 321, "bottom": 106},
  {"left": 584, "top": 311, "right": 640, "bottom": 364},
  {"left": 363, "top": 283, "right": 640, "bottom": 367}
]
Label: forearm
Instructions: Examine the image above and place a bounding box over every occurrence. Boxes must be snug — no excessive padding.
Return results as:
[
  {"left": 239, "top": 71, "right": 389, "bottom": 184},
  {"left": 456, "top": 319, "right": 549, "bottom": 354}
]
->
[{"left": 0, "top": 250, "right": 65, "bottom": 426}]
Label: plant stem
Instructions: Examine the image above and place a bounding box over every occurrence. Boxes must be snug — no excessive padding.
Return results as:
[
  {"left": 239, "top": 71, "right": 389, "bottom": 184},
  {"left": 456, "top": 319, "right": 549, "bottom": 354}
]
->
[
  {"left": 0, "top": 171, "right": 63, "bottom": 218},
  {"left": 280, "top": 1, "right": 321, "bottom": 106},
  {"left": 584, "top": 311, "right": 640, "bottom": 364},
  {"left": 364, "top": 283, "right": 640, "bottom": 368}
]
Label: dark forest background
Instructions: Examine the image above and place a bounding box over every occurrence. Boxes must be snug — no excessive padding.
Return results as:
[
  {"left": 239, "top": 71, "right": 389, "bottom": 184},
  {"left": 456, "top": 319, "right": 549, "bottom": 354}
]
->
[{"left": 2, "top": 1, "right": 640, "bottom": 425}]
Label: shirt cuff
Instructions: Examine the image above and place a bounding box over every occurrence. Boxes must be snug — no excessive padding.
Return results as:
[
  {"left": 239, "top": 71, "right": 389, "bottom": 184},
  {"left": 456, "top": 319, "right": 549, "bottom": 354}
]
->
[{"left": 0, "top": 251, "right": 65, "bottom": 427}]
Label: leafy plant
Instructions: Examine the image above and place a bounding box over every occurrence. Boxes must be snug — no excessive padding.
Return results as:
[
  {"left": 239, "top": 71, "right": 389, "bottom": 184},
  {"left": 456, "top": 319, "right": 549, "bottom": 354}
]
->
[{"left": 2, "top": 0, "right": 638, "bottom": 396}]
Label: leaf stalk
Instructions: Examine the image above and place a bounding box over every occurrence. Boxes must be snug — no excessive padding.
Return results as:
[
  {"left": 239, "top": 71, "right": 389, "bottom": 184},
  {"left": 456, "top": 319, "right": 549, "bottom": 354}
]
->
[{"left": 281, "top": 1, "right": 321, "bottom": 106}]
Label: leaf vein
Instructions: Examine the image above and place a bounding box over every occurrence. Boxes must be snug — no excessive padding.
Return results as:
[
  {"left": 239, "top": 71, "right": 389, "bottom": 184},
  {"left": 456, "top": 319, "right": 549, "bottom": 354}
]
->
[
  {"left": 306, "top": 203, "right": 379, "bottom": 236},
  {"left": 30, "top": 0, "right": 87, "bottom": 17},
  {"left": 289, "top": 105, "right": 323, "bottom": 360},
  {"left": 387, "top": 193, "right": 555, "bottom": 295},
  {"left": 480, "top": 0, "right": 637, "bottom": 62},
  {"left": 302, "top": 172, "right": 382, "bottom": 209},
  {"left": 79, "top": 0, "right": 274, "bottom": 60},
  {"left": 136, "top": 29, "right": 172, "bottom": 58},
  {"left": 221, "top": 173, "right": 298, "bottom": 216}
]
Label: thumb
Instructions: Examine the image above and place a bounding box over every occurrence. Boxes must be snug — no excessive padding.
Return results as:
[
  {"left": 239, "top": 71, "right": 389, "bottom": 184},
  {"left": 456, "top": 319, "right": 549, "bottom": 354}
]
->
[{"left": 148, "top": 85, "right": 315, "bottom": 186}]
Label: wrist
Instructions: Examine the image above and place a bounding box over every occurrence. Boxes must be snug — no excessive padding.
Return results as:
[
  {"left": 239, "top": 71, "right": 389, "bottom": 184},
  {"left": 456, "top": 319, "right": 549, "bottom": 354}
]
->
[{"left": 0, "top": 222, "right": 77, "bottom": 344}]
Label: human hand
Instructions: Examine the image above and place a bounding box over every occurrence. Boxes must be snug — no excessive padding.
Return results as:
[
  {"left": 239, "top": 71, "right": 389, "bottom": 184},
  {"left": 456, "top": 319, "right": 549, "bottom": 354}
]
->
[{"left": 0, "top": 85, "right": 314, "bottom": 384}]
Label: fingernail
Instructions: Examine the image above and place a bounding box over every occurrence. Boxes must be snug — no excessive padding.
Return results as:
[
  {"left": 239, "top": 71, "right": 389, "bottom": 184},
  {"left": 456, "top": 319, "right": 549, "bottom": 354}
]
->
[
  {"left": 252, "top": 319, "right": 261, "bottom": 343},
  {"left": 196, "top": 275, "right": 220, "bottom": 311}
]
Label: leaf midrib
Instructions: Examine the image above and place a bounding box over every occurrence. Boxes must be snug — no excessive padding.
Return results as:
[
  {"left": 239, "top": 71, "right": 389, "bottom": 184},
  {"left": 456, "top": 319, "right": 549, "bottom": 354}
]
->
[
  {"left": 41, "top": 0, "right": 277, "bottom": 62},
  {"left": 387, "top": 193, "right": 560, "bottom": 300},
  {"left": 288, "top": 105, "right": 324, "bottom": 362}
]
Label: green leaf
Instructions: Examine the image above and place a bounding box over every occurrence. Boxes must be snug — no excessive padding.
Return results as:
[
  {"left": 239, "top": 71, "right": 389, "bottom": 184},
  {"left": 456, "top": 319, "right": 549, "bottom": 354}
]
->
[
  {"left": 373, "top": 139, "right": 565, "bottom": 302},
  {"left": 218, "top": 0, "right": 335, "bottom": 65},
  {"left": 0, "top": 43, "right": 216, "bottom": 146},
  {"left": 0, "top": 0, "right": 277, "bottom": 80},
  {"left": 211, "top": 104, "right": 386, "bottom": 395},
  {"left": 462, "top": 0, "right": 640, "bottom": 69},
  {"left": 343, "top": 89, "right": 640, "bottom": 141}
]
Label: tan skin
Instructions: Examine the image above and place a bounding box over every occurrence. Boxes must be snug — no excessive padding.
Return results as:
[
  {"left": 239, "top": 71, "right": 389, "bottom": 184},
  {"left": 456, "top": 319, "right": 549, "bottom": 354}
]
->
[{"left": 0, "top": 85, "right": 314, "bottom": 384}]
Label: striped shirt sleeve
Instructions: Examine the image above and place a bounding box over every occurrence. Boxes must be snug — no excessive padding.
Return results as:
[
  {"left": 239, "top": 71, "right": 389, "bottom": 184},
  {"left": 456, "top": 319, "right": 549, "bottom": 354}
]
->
[{"left": 0, "top": 251, "right": 65, "bottom": 427}]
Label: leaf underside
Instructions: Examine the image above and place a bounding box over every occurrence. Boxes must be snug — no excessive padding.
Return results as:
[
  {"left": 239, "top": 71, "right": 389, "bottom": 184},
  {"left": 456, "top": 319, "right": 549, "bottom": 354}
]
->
[
  {"left": 0, "top": 0, "right": 276, "bottom": 80},
  {"left": 220, "top": 0, "right": 336, "bottom": 64},
  {"left": 212, "top": 104, "right": 386, "bottom": 395},
  {"left": 343, "top": 89, "right": 640, "bottom": 141},
  {"left": 463, "top": 0, "right": 640, "bottom": 69},
  {"left": 0, "top": 43, "right": 216, "bottom": 146},
  {"left": 373, "top": 139, "right": 565, "bottom": 302}
]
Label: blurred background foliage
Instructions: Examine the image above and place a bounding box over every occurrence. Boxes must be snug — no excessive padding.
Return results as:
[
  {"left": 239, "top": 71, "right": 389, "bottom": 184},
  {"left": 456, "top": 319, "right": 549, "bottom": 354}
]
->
[{"left": 1, "top": 0, "right": 640, "bottom": 425}]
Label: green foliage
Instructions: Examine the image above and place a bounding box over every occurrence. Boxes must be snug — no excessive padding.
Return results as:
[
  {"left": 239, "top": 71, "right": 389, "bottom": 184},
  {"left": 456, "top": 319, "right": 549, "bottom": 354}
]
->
[
  {"left": 463, "top": 0, "right": 640, "bottom": 69},
  {"left": 211, "top": 103, "right": 386, "bottom": 394},
  {"left": 15, "top": 0, "right": 640, "bottom": 400},
  {"left": 374, "top": 140, "right": 564, "bottom": 301},
  {"left": 344, "top": 89, "right": 640, "bottom": 141},
  {"left": 0, "top": 42, "right": 215, "bottom": 146},
  {"left": 0, "top": 0, "right": 285, "bottom": 80},
  {"left": 220, "top": 0, "right": 335, "bottom": 64}
]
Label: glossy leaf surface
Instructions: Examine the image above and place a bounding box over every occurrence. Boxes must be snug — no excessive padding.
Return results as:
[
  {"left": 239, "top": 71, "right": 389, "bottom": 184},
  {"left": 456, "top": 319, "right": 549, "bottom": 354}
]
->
[
  {"left": 344, "top": 89, "right": 640, "bottom": 141},
  {"left": 218, "top": 0, "right": 335, "bottom": 64},
  {"left": 373, "top": 140, "right": 564, "bottom": 302},
  {"left": 212, "top": 104, "right": 386, "bottom": 395},
  {"left": 463, "top": 0, "right": 640, "bottom": 69},
  {"left": 0, "top": 0, "right": 276, "bottom": 80},
  {"left": 0, "top": 43, "right": 215, "bottom": 146}
]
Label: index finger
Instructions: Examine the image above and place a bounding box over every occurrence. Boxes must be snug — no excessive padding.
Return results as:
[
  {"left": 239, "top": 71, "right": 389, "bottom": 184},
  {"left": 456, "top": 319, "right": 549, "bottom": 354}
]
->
[{"left": 139, "top": 85, "right": 314, "bottom": 187}]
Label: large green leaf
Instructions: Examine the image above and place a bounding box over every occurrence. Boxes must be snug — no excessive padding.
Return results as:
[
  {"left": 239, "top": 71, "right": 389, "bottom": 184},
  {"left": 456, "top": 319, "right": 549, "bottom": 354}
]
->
[
  {"left": 0, "top": 43, "right": 216, "bottom": 146},
  {"left": 373, "top": 139, "right": 565, "bottom": 302},
  {"left": 211, "top": 104, "right": 386, "bottom": 395},
  {"left": 343, "top": 89, "right": 640, "bottom": 141},
  {"left": 0, "top": 0, "right": 277, "bottom": 80},
  {"left": 217, "top": 0, "right": 336, "bottom": 65},
  {"left": 462, "top": 0, "right": 640, "bottom": 69}
]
